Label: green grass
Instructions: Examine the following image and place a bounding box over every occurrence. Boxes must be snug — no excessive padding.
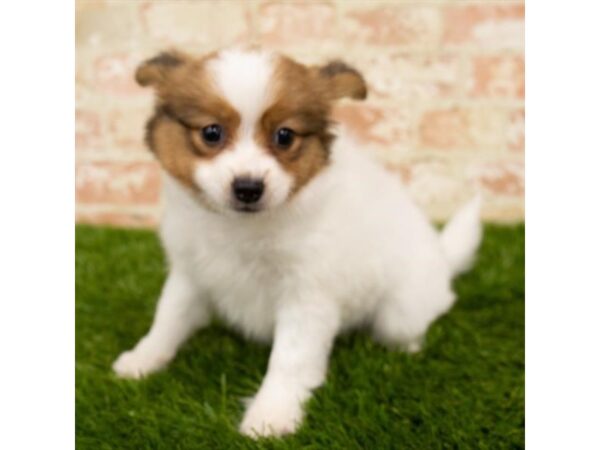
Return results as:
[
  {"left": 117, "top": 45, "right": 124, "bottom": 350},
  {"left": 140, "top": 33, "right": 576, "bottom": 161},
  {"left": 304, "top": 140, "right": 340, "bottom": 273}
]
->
[{"left": 76, "top": 224, "right": 524, "bottom": 449}]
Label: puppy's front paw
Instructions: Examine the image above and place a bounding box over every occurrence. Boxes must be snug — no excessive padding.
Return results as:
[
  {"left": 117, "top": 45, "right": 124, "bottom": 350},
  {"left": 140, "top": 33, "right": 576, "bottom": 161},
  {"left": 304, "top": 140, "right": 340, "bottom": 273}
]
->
[
  {"left": 112, "top": 345, "right": 173, "bottom": 379},
  {"left": 239, "top": 394, "right": 304, "bottom": 438}
]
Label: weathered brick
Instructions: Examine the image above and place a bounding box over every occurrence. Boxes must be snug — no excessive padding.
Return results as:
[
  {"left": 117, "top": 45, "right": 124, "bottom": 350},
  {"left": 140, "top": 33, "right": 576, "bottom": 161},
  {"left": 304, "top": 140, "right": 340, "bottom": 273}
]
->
[
  {"left": 76, "top": 209, "right": 158, "bottom": 228},
  {"left": 341, "top": 4, "right": 442, "bottom": 47},
  {"left": 256, "top": 1, "right": 336, "bottom": 47},
  {"left": 76, "top": 1, "right": 139, "bottom": 47},
  {"left": 357, "top": 52, "right": 463, "bottom": 101},
  {"left": 480, "top": 200, "right": 523, "bottom": 223},
  {"left": 333, "top": 103, "right": 411, "bottom": 147},
  {"left": 418, "top": 107, "right": 506, "bottom": 150},
  {"left": 76, "top": 0, "right": 108, "bottom": 13},
  {"left": 76, "top": 109, "right": 103, "bottom": 150},
  {"left": 139, "top": 1, "right": 250, "bottom": 48},
  {"left": 443, "top": 4, "right": 524, "bottom": 49},
  {"left": 469, "top": 160, "right": 524, "bottom": 196},
  {"left": 92, "top": 52, "right": 145, "bottom": 96},
  {"left": 107, "top": 106, "right": 152, "bottom": 152},
  {"left": 383, "top": 161, "right": 412, "bottom": 183},
  {"left": 76, "top": 161, "right": 162, "bottom": 205},
  {"left": 469, "top": 55, "right": 524, "bottom": 98},
  {"left": 507, "top": 109, "right": 525, "bottom": 152}
]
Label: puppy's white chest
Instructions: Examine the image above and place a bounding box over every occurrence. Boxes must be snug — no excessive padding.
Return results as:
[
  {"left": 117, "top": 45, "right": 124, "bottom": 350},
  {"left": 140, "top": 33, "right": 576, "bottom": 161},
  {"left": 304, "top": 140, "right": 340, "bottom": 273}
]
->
[{"left": 191, "top": 234, "right": 291, "bottom": 342}]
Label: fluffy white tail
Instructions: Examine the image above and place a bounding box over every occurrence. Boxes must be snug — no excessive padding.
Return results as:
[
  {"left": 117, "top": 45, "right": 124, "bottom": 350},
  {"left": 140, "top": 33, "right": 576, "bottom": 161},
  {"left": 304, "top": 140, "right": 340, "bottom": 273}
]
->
[{"left": 440, "top": 195, "right": 483, "bottom": 277}]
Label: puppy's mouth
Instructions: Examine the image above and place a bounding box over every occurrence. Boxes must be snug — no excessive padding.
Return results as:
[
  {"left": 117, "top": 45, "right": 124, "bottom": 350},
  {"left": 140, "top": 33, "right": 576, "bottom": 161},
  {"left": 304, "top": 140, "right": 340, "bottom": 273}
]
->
[{"left": 232, "top": 204, "right": 263, "bottom": 214}]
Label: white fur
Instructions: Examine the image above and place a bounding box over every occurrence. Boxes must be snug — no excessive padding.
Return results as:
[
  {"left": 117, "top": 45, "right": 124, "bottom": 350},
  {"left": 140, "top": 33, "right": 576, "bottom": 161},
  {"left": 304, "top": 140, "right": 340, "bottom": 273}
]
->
[
  {"left": 193, "top": 138, "right": 294, "bottom": 214},
  {"left": 441, "top": 194, "right": 483, "bottom": 276},
  {"left": 113, "top": 50, "right": 483, "bottom": 438},
  {"left": 207, "top": 48, "right": 275, "bottom": 129}
]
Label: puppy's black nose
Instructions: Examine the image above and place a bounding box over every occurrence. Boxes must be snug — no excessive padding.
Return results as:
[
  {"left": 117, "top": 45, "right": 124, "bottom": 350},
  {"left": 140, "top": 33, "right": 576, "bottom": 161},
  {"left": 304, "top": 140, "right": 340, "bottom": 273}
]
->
[{"left": 232, "top": 178, "right": 264, "bottom": 204}]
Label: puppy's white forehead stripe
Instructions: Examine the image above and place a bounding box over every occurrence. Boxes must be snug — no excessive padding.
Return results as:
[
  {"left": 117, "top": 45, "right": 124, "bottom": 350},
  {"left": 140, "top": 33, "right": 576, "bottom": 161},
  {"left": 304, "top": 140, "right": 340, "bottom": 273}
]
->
[
  {"left": 207, "top": 49, "right": 275, "bottom": 132},
  {"left": 195, "top": 49, "right": 294, "bottom": 213}
]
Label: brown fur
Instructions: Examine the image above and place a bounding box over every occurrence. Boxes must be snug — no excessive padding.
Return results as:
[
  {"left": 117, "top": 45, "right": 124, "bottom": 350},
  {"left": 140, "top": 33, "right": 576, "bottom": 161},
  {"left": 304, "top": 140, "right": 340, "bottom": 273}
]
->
[
  {"left": 140, "top": 51, "right": 240, "bottom": 190},
  {"left": 145, "top": 111, "right": 198, "bottom": 190},
  {"left": 317, "top": 60, "right": 368, "bottom": 101},
  {"left": 257, "top": 56, "right": 335, "bottom": 192}
]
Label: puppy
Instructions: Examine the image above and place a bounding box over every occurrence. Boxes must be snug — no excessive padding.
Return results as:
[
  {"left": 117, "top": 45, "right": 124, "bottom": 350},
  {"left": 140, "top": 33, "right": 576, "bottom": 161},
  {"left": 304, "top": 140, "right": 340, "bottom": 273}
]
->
[{"left": 112, "top": 47, "right": 482, "bottom": 438}]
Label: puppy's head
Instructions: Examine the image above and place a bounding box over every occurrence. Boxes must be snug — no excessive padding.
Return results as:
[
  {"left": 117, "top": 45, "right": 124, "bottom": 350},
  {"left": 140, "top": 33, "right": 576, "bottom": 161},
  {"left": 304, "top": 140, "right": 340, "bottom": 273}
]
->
[{"left": 138, "top": 47, "right": 367, "bottom": 215}]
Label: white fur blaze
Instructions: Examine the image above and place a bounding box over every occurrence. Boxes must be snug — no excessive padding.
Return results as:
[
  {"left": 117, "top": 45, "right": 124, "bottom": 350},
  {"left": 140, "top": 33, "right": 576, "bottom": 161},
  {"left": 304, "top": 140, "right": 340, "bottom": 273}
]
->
[{"left": 440, "top": 195, "right": 483, "bottom": 277}]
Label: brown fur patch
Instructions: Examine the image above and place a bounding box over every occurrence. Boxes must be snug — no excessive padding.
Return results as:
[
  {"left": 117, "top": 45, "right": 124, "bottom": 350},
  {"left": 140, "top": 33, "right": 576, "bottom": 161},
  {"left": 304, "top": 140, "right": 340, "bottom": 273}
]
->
[
  {"left": 318, "top": 60, "right": 368, "bottom": 100},
  {"left": 258, "top": 56, "right": 335, "bottom": 193},
  {"left": 145, "top": 111, "right": 198, "bottom": 190},
  {"left": 139, "top": 51, "right": 240, "bottom": 190},
  {"left": 135, "top": 49, "right": 189, "bottom": 87}
]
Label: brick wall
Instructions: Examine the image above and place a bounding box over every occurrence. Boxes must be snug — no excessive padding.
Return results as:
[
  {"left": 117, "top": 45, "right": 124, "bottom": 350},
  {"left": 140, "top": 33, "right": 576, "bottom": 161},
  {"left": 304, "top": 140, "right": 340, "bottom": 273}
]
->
[{"left": 76, "top": 0, "right": 524, "bottom": 227}]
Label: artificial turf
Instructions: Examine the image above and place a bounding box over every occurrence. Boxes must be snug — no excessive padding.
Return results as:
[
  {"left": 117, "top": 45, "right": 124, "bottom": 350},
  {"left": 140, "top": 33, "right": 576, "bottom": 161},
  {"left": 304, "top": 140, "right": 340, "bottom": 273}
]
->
[{"left": 76, "top": 223, "right": 524, "bottom": 449}]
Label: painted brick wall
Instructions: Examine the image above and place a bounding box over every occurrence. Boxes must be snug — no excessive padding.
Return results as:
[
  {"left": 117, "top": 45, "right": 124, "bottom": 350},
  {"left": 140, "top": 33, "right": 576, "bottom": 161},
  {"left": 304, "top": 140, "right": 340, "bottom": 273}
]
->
[{"left": 76, "top": 0, "right": 524, "bottom": 227}]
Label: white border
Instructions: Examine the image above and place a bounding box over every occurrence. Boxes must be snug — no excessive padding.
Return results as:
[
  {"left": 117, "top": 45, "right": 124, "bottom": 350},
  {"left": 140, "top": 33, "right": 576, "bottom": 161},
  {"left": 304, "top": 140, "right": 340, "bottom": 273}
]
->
[
  {"left": 527, "top": 1, "right": 600, "bottom": 448},
  {"left": 0, "top": 1, "right": 74, "bottom": 449}
]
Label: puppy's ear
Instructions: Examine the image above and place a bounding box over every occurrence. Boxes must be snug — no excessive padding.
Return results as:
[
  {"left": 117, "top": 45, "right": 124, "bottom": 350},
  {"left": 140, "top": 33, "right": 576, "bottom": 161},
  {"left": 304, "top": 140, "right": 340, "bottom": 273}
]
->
[
  {"left": 316, "top": 60, "right": 367, "bottom": 101},
  {"left": 135, "top": 50, "right": 188, "bottom": 87}
]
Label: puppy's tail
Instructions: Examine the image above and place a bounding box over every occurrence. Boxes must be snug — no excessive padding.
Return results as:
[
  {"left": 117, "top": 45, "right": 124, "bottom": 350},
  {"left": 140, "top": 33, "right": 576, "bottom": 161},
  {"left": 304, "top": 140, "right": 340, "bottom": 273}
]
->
[{"left": 440, "top": 195, "right": 483, "bottom": 278}]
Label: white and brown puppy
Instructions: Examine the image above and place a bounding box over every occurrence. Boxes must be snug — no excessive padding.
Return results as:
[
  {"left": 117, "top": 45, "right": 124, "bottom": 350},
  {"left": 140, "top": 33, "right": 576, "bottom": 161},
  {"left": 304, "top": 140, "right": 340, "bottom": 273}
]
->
[{"left": 113, "top": 47, "right": 482, "bottom": 438}]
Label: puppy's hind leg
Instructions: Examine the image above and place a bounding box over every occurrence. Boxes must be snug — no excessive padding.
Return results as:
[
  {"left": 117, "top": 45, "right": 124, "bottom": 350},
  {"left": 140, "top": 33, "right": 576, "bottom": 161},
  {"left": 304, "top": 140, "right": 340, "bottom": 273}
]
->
[
  {"left": 113, "top": 268, "right": 210, "bottom": 379},
  {"left": 372, "top": 277, "right": 455, "bottom": 353}
]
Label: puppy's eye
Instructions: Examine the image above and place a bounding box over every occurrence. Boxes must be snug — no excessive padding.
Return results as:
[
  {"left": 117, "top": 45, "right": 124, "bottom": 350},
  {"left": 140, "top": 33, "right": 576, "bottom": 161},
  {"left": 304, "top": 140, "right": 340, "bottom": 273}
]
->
[
  {"left": 273, "top": 127, "right": 295, "bottom": 149},
  {"left": 201, "top": 124, "right": 223, "bottom": 145}
]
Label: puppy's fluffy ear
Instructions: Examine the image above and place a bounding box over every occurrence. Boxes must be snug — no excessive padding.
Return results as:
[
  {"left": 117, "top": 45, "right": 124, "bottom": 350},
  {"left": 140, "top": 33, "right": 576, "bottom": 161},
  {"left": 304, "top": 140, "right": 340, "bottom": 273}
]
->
[
  {"left": 316, "top": 60, "right": 367, "bottom": 101},
  {"left": 135, "top": 50, "right": 188, "bottom": 87}
]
